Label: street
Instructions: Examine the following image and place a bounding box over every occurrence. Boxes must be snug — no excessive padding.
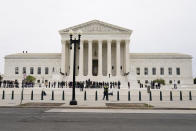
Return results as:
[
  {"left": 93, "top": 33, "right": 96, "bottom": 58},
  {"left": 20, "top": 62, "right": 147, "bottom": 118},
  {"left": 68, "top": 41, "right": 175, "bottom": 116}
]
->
[{"left": 0, "top": 108, "right": 196, "bottom": 131}]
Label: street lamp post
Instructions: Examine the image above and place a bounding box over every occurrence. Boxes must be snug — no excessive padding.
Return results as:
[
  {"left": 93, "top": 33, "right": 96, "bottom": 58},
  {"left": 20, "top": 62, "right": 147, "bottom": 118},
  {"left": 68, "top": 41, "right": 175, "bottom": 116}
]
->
[{"left": 69, "top": 30, "right": 81, "bottom": 105}]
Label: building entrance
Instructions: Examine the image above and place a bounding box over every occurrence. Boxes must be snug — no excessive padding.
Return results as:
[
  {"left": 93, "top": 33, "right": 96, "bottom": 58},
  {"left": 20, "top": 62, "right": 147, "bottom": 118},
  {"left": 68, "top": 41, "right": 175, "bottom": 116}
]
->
[{"left": 92, "top": 59, "right": 98, "bottom": 76}]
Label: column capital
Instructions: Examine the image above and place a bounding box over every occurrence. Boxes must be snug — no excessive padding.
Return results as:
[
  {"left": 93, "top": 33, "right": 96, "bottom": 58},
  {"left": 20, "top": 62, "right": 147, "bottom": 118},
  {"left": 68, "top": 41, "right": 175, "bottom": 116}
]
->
[
  {"left": 125, "top": 39, "right": 130, "bottom": 43},
  {"left": 116, "top": 40, "right": 121, "bottom": 44},
  {"left": 107, "top": 39, "right": 113, "bottom": 43},
  {"left": 80, "top": 40, "right": 84, "bottom": 45},
  {"left": 88, "top": 40, "right": 93, "bottom": 43},
  {"left": 98, "top": 39, "right": 103, "bottom": 43},
  {"left": 61, "top": 40, "right": 66, "bottom": 44},
  {"left": 98, "top": 40, "right": 103, "bottom": 45}
]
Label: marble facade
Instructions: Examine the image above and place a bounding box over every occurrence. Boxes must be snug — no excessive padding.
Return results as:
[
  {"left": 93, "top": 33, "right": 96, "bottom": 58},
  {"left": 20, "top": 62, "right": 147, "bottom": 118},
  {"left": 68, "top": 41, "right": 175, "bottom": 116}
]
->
[{"left": 3, "top": 20, "right": 194, "bottom": 88}]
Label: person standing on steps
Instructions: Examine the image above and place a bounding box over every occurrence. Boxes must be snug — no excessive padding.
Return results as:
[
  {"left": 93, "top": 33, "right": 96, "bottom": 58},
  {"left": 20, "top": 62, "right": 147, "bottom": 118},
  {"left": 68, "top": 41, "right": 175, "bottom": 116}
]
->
[{"left": 103, "top": 85, "right": 109, "bottom": 100}]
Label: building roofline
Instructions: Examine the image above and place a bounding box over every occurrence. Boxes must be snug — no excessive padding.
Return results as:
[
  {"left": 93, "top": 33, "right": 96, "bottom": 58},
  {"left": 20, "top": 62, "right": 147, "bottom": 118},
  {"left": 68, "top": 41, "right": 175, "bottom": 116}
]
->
[
  {"left": 5, "top": 53, "right": 61, "bottom": 59},
  {"left": 129, "top": 53, "right": 192, "bottom": 59}
]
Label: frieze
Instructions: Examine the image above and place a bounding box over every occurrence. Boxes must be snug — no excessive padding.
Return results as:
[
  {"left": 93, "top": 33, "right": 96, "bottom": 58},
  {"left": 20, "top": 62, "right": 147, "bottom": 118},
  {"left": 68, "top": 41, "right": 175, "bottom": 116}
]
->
[{"left": 72, "top": 23, "right": 124, "bottom": 33}]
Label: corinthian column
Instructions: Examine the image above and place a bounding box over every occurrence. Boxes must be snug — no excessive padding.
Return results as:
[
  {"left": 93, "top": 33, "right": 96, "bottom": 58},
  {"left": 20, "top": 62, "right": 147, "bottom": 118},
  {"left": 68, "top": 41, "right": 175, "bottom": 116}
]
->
[
  {"left": 98, "top": 40, "right": 102, "bottom": 76},
  {"left": 88, "top": 40, "right": 92, "bottom": 76},
  {"left": 79, "top": 40, "right": 83, "bottom": 76},
  {"left": 125, "top": 40, "right": 130, "bottom": 73},
  {"left": 61, "top": 40, "right": 65, "bottom": 74},
  {"left": 107, "top": 40, "right": 112, "bottom": 76},
  {"left": 116, "top": 40, "right": 121, "bottom": 76}
]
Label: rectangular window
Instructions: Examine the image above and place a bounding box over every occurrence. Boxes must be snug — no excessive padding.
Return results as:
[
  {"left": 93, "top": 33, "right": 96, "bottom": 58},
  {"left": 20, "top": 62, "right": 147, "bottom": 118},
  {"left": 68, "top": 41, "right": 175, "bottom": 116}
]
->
[
  {"left": 136, "top": 68, "right": 140, "bottom": 75},
  {"left": 37, "top": 67, "right": 41, "bottom": 74},
  {"left": 15, "top": 67, "right": 19, "bottom": 74},
  {"left": 144, "top": 67, "right": 148, "bottom": 75},
  {"left": 160, "top": 68, "right": 164, "bottom": 75},
  {"left": 22, "top": 67, "right": 26, "bottom": 74},
  {"left": 45, "top": 67, "right": 49, "bottom": 75},
  {"left": 168, "top": 67, "right": 172, "bottom": 75},
  {"left": 152, "top": 67, "right": 156, "bottom": 75},
  {"left": 30, "top": 67, "right": 34, "bottom": 75},
  {"left": 176, "top": 68, "right": 180, "bottom": 75}
]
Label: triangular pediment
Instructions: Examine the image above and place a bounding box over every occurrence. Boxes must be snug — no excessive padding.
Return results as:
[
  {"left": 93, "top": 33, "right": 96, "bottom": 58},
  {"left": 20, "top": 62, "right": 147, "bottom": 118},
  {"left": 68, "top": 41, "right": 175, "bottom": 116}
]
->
[{"left": 59, "top": 20, "right": 132, "bottom": 34}]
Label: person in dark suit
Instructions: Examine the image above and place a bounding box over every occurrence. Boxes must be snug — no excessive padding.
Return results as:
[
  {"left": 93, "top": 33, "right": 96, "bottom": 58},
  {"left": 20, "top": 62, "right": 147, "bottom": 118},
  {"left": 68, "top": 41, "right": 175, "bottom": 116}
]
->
[
  {"left": 48, "top": 81, "right": 50, "bottom": 88},
  {"left": 118, "top": 81, "right": 121, "bottom": 89},
  {"left": 3, "top": 80, "right": 6, "bottom": 88},
  {"left": 54, "top": 82, "right": 56, "bottom": 88}
]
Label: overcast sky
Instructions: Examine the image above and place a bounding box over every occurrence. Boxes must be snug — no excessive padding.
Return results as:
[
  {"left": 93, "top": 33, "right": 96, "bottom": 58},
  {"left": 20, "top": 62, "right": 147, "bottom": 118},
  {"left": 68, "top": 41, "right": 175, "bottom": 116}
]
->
[{"left": 0, "top": 0, "right": 195, "bottom": 77}]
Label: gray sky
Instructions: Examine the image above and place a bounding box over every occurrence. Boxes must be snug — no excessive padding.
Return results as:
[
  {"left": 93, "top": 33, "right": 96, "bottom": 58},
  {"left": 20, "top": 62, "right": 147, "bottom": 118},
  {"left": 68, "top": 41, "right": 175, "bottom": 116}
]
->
[{"left": 0, "top": 0, "right": 195, "bottom": 77}]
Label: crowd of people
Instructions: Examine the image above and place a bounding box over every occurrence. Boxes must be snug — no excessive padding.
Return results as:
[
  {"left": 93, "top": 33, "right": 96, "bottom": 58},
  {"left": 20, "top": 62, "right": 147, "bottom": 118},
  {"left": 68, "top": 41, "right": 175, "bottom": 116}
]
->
[
  {"left": 0, "top": 80, "right": 38, "bottom": 88},
  {"left": 138, "top": 81, "right": 162, "bottom": 89},
  {"left": 0, "top": 80, "right": 19, "bottom": 88},
  {"left": 0, "top": 79, "right": 122, "bottom": 89},
  {"left": 44, "top": 79, "right": 121, "bottom": 89},
  {"left": 0, "top": 79, "right": 174, "bottom": 89}
]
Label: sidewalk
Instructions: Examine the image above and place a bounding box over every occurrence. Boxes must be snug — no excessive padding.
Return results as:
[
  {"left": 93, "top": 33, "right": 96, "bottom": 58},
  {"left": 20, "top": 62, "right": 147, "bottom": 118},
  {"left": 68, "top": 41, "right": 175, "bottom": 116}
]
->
[
  {"left": 46, "top": 108, "right": 196, "bottom": 114},
  {"left": 1, "top": 101, "right": 196, "bottom": 110}
]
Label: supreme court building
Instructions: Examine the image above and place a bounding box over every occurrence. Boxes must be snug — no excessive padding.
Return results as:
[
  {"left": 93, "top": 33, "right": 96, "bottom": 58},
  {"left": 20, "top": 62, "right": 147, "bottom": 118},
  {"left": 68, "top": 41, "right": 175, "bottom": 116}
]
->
[{"left": 3, "top": 20, "right": 194, "bottom": 88}]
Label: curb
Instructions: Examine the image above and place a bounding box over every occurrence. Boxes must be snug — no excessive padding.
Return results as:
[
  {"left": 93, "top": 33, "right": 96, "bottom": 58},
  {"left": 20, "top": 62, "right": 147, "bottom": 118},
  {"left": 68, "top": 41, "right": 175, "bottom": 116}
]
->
[{"left": 0, "top": 106, "right": 196, "bottom": 110}]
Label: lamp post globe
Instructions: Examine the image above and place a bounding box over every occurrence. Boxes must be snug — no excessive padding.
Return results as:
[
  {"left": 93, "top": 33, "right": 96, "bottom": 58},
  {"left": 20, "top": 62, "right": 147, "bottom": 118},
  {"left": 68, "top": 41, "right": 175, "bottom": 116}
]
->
[
  {"left": 69, "top": 29, "right": 74, "bottom": 35},
  {"left": 77, "top": 30, "right": 82, "bottom": 35}
]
